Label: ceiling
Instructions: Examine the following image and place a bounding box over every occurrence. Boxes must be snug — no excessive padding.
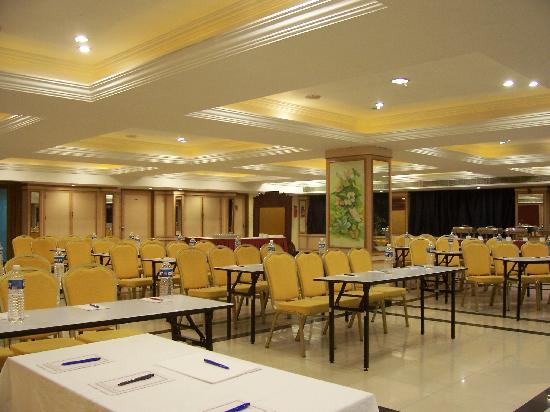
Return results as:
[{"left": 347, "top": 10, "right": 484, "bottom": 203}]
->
[{"left": 1, "top": 0, "right": 550, "bottom": 193}]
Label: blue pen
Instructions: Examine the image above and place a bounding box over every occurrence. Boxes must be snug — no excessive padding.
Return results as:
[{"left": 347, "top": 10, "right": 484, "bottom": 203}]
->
[
  {"left": 89, "top": 303, "right": 100, "bottom": 309},
  {"left": 62, "top": 356, "right": 101, "bottom": 366},
  {"left": 225, "top": 402, "right": 250, "bottom": 412},
  {"left": 203, "top": 358, "right": 230, "bottom": 370}
]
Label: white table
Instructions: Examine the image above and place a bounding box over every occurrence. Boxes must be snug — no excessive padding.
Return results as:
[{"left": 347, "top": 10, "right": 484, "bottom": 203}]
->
[{"left": 0, "top": 334, "right": 379, "bottom": 412}]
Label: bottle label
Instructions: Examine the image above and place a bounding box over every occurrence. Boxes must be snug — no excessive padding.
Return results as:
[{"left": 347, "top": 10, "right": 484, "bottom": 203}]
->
[
  {"left": 160, "top": 267, "right": 172, "bottom": 278},
  {"left": 385, "top": 250, "right": 393, "bottom": 258},
  {"left": 54, "top": 256, "right": 64, "bottom": 264},
  {"left": 8, "top": 279, "right": 24, "bottom": 290}
]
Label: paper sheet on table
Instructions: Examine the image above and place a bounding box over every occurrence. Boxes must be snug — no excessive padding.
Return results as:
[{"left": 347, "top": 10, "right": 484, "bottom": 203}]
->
[
  {"left": 74, "top": 304, "right": 109, "bottom": 311},
  {"left": 91, "top": 370, "right": 171, "bottom": 395},
  {"left": 203, "top": 400, "right": 269, "bottom": 412},
  {"left": 39, "top": 354, "right": 112, "bottom": 373},
  {"left": 156, "top": 352, "right": 261, "bottom": 383},
  {"left": 141, "top": 297, "right": 172, "bottom": 303}
]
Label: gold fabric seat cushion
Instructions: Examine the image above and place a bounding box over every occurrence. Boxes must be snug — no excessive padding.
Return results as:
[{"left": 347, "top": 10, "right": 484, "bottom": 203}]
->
[
  {"left": 466, "top": 275, "right": 504, "bottom": 284},
  {"left": 11, "top": 338, "right": 84, "bottom": 355},
  {"left": 118, "top": 277, "right": 153, "bottom": 287},
  {"left": 310, "top": 294, "right": 362, "bottom": 308},
  {"left": 373, "top": 285, "right": 406, "bottom": 298},
  {"left": 0, "top": 347, "right": 14, "bottom": 369},
  {"left": 346, "top": 290, "right": 386, "bottom": 302},
  {"left": 275, "top": 298, "right": 329, "bottom": 315},
  {"left": 76, "top": 329, "right": 143, "bottom": 343},
  {"left": 188, "top": 286, "right": 228, "bottom": 299},
  {"left": 509, "top": 274, "right": 550, "bottom": 283}
]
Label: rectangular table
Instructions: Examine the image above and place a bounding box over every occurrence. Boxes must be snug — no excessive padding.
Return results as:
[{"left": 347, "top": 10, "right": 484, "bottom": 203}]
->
[
  {"left": 0, "top": 334, "right": 379, "bottom": 412},
  {"left": 495, "top": 256, "right": 550, "bottom": 321},
  {"left": 0, "top": 295, "right": 230, "bottom": 350},
  {"left": 215, "top": 264, "right": 265, "bottom": 344},
  {"left": 316, "top": 266, "right": 465, "bottom": 370}
]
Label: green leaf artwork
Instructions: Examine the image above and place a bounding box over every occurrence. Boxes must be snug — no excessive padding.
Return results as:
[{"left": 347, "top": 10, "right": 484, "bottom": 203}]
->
[{"left": 329, "top": 160, "right": 365, "bottom": 248}]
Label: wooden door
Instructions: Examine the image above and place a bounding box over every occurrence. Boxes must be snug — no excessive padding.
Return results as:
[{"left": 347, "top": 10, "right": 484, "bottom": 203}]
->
[
  {"left": 44, "top": 191, "right": 70, "bottom": 237},
  {"left": 233, "top": 196, "right": 245, "bottom": 236},
  {"left": 72, "top": 191, "right": 97, "bottom": 236},
  {"left": 183, "top": 195, "right": 202, "bottom": 236},
  {"left": 121, "top": 191, "right": 151, "bottom": 239},
  {"left": 203, "top": 197, "right": 222, "bottom": 236}
]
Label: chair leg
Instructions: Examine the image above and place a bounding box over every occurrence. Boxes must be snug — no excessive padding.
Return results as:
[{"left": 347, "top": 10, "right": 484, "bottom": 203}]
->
[
  {"left": 402, "top": 295, "right": 410, "bottom": 327},
  {"left": 536, "top": 283, "right": 542, "bottom": 311},
  {"left": 461, "top": 282, "right": 468, "bottom": 307},
  {"left": 322, "top": 318, "right": 329, "bottom": 335},
  {"left": 295, "top": 316, "right": 306, "bottom": 342},
  {"left": 473, "top": 283, "right": 479, "bottom": 312},
  {"left": 265, "top": 312, "right": 280, "bottom": 348},
  {"left": 357, "top": 312, "right": 363, "bottom": 342},
  {"left": 348, "top": 313, "right": 355, "bottom": 328},
  {"left": 298, "top": 315, "right": 306, "bottom": 357},
  {"left": 235, "top": 296, "right": 244, "bottom": 320},
  {"left": 489, "top": 284, "right": 497, "bottom": 306},
  {"left": 521, "top": 285, "right": 528, "bottom": 305},
  {"left": 380, "top": 301, "right": 388, "bottom": 334}
]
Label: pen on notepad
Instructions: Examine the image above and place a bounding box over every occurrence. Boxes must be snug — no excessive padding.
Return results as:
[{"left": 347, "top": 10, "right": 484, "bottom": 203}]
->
[
  {"left": 203, "top": 358, "right": 230, "bottom": 369},
  {"left": 61, "top": 357, "right": 101, "bottom": 366},
  {"left": 89, "top": 303, "right": 100, "bottom": 309},
  {"left": 117, "top": 373, "right": 155, "bottom": 386},
  {"left": 225, "top": 402, "right": 250, "bottom": 412}
]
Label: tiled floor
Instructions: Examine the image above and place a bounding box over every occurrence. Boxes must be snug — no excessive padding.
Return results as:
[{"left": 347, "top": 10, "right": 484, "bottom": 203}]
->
[{"left": 117, "top": 275, "right": 550, "bottom": 412}]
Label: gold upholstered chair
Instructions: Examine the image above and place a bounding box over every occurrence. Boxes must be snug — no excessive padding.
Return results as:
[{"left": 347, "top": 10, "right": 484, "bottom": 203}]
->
[
  {"left": 234, "top": 244, "right": 270, "bottom": 317},
  {"left": 63, "top": 264, "right": 143, "bottom": 343},
  {"left": 260, "top": 242, "right": 284, "bottom": 261},
  {"left": 11, "top": 235, "right": 33, "bottom": 257},
  {"left": 31, "top": 236, "right": 57, "bottom": 264},
  {"left": 195, "top": 240, "right": 216, "bottom": 255},
  {"left": 4, "top": 255, "right": 50, "bottom": 273},
  {"left": 66, "top": 240, "right": 92, "bottom": 268},
  {"left": 110, "top": 244, "right": 152, "bottom": 298},
  {"left": 264, "top": 252, "right": 331, "bottom": 357},
  {"left": 409, "top": 237, "right": 431, "bottom": 266},
  {"left": 520, "top": 242, "right": 550, "bottom": 308},
  {"left": 435, "top": 235, "right": 460, "bottom": 266},
  {"left": 140, "top": 242, "right": 166, "bottom": 278}
]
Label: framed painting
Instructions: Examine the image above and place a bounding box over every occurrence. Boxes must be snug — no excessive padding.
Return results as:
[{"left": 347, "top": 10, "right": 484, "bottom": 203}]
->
[{"left": 328, "top": 159, "right": 365, "bottom": 248}]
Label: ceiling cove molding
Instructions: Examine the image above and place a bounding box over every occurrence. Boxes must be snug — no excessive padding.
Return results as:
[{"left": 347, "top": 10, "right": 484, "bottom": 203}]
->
[
  {"left": 0, "top": 0, "right": 386, "bottom": 101},
  {"left": 187, "top": 107, "right": 367, "bottom": 143},
  {"left": 0, "top": 163, "right": 156, "bottom": 176},
  {"left": 36, "top": 144, "right": 308, "bottom": 165},
  {"left": 0, "top": 114, "right": 42, "bottom": 135},
  {"left": 408, "top": 147, "right": 550, "bottom": 166},
  {"left": 236, "top": 163, "right": 326, "bottom": 176}
]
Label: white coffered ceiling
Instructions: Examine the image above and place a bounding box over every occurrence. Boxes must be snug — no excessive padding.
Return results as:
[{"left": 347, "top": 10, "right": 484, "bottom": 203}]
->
[{"left": 0, "top": 0, "right": 549, "bottom": 193}]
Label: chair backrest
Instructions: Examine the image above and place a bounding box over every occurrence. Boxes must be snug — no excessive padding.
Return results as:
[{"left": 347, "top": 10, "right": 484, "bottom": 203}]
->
[
  {"left": 260, "top": 242, "right": 284, "bottom": 260},
  {"left": 461, "top": 238, "right": 484, "bottom": 249},
  {"left": 521, "top": 242, "right": 549, "bottom": 275},
  {"left": 110, "top": 244, "right": 140, "bottom": 279},
  {"left": 207, "top": 246, "right": 236, "bottom": 286},
  {"left": 420, "top": 234, "right": 437, "bottom": 245},
  {"left": 264, "top": 252, "right": 300, "bottom": 303},
  {"left": 393, "top": 234, "right": 415, "bottom": 247},
  {"left": 435, "top": 236, "right": 460, "bottom": 252},
  {"left": 118, "top": 240, "right": 139, "bottom": 251},
  {"left": 4, "top": 254, "right": 51, "bottom": 273},
  {"left": 166, "top": 241, "right": 189, "bottom": 258},
  {"left": 140, "top": 243, "right": 166, "bottom": 276},
  {"left": 195, "top": 240, "right": 216, "bottom": 255},
  {"left": 66, "top": 240, "right": 92, "bottom": 268},
  {"left": 0, "top": 269, "right": 57, "bottom": 311},
  {"left": 31, "top": 237, "right": 57, "bottom": 264},
  {"left": 462, "top": 242, "right": 492, "bottom": 276},
  {"left": 176, "top": 248, "right": 210, "bottom": 291},
  {"left": 295, "top": 252, "right": 326, "bottom": 298},
  {"left": 12, "top": 235, "right": 33, "bottom": 257},
  {"left": 92, "top": 239, "right": 115, "bottom": 254},
  {"left": 323, "top": 250, "right": 351, "bottom": 275},
  {"left": 142, "top": 239, "right": 163, "bottom": 248},
  {"left": 492, "top": 243, "right": 520, "bottom": 276},
  {"left": 235, "top": 244, "right": 261, "bottom": 265},
  {"left": 63, "top": 264, "right": 117, "bottom": 305},
  {"left": 348, "top": 248, "right": 372, "bottom": 272},
  {"left": 409, "top": 237, "right": 431, "bottom": 266},
  {"left": 58, "top": 236, "right": 81, "bottom": 250},
  {"left": 104, "top": 236, "right": 120, "bottom": 243}
]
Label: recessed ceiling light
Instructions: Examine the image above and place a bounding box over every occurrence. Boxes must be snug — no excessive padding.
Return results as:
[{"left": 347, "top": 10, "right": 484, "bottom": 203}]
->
[
  {"left": 71, "top": 184, "right": 76, "bottom": 187},
  {"left": 176, "top": 137, "right": 187, "bottom": 143},
  {"left": 499, "top": 139, "right": 511, "bottom": 145},
  {"left": 373, "top": 102, "right": 384, "bottom": 110},
  {"left": 401, "top": 197, "right": 406, "bottom": 200},
  {"left": 74, "top": 35, "right": 88, "bottom": 43},
  {"left": 476, "top": 186, "right": 481, "bottom": 189},
  {"left": 528, "top": 80, "right": 539, "bottom": 88},
  {"left": 305, "top": 94, "right": 321, "bottom": 99},
  {"left": 79, "top": 44, "right": 91, "bottom": 53},
  {"left": 148, "top": 187, "right": 153, "bottom": 190},
  {"left": 502, "top": 79, "right": 514, "bottom": 88},
  {"left": 391, "top": 77, "right": 409, "bottom": 86}
]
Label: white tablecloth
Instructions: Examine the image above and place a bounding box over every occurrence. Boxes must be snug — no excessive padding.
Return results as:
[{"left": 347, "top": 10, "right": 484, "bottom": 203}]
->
[{"left": 0, "top": 334, "right": 378, "bottom": 412}]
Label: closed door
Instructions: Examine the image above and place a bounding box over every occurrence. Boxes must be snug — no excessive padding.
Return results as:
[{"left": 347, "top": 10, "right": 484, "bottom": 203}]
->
[
  {"left": 203, "top": 197, "right": 221, "bottom": 236},
  {"left": 44, "top": 191, "right": 70, "bottom": 237},
  {"left": 122, "top": 191, "right": 151, "bottom": 239},
  {"left": 259, "top": 207, "right": 285, "bottom": 235},
  {"left": 233, "top": 196, "right": 245, "bottom": 236},
  {"left": 183, "top": 196, "right": 202, "bottom": 236},
  {"left": 72, "top": 192, "right": 97, "bottom": 236}
]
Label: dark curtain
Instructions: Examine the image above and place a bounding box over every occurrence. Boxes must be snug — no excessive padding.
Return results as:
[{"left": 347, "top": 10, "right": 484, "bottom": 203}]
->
[
  {"left": 307, "top": 195, "right": 326, "bottom": 234},
  {"left": 408, "top": 188, "right": 515, "bottom": 236}
]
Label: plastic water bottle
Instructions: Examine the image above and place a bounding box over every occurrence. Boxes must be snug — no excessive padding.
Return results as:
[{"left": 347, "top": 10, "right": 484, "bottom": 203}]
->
[
  {"left": 267, "top": 240, "right": 276, "bottom": 253},
  {"left": 129, "top": 232, "right": 135, "bottom": 240},
  {"left": 384, "top": 244, "right": 394, "bottom": 269},
  {"left": 234, "top": 235, "right": 241, "bottom": 249},
  {"left": 158, "top": 259, "right": 173, "bottom": 297},
  {"left": 189, "top": 237, "right": 196, "bottom": 248},
  {"left": 546, "top": 236, "right": 550, "bottom": 255},
  {"left": 91, "top": 232, "right": 97, "bottom": 240},
  {"left": 8, "top": 265, "right": 25, "bottom": 323},
  {"left": 448, "top": 232, "right": 455, "bottom": 251},
  {"left": 426, "top": 242, "right": 435, "bottom": 267},
  {"left": 404, "top": 232, "right": 411, "bottom": 247},
  {"left": 496, "top": 233, "right": 503, "bottom": 242},
  {"left": 53, "top": 248, "right": 65, "bottom": 304},
  {"left": 0, "top": 242, "right": 4, "bottom": 271},
  {"left": 318, "top": 237, "right": 326, "bottom": 255}
]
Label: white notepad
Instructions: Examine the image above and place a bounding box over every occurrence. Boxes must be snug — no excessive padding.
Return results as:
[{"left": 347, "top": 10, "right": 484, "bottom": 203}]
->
[
  {"left": 156, "top": 352, "right": 261, "bottom": 383},
  {"left": 74, "top": 304, "right": 109, "bottom": 311}
]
